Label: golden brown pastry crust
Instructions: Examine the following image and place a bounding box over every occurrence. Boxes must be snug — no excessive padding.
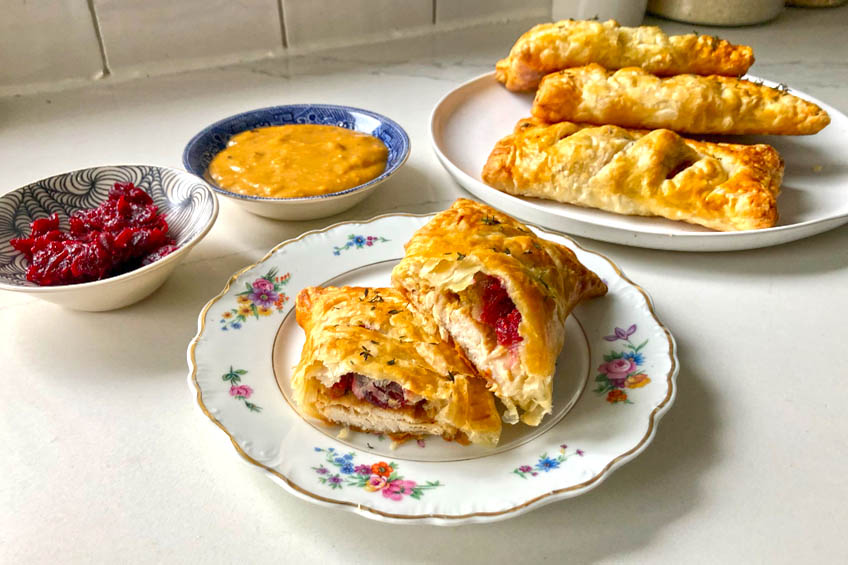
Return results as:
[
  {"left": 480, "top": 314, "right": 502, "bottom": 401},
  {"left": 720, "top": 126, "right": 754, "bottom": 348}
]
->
[
  {"left": 532, "top": 64, "right": 830, "bottom": 135},
  {"left": 482, "top": 117, "right": 784, "bottom": 231},
  {"left": 496, "top": 19, "right": 754, "bottom": 91},
  {"left": 292, "top": 286, "right": 501, "bottom": 446},
  {"left": 391, "top": 199, "right": 607, "bottom": 426}
]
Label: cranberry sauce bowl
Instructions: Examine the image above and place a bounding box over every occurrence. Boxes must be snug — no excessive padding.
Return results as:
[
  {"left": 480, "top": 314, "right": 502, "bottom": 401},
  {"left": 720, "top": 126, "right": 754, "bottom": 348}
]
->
[{"left": 0, "top": 165, "right": 218, "bottom": 311}]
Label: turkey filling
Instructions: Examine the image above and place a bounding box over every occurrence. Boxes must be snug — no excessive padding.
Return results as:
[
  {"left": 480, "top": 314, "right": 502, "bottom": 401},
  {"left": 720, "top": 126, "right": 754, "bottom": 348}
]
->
[
  {"left": 313, "top": 372, "right": 457, "bottom": 439},
  {"left": 431, "top": 273, "right": 524, "bottom": 420}
]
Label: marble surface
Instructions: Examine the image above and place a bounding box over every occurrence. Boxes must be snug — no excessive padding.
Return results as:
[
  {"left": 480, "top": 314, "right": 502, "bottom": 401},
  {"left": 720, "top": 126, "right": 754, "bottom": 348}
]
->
[{"left": 2, "top": 9, "right": 847, "bottom": 563}]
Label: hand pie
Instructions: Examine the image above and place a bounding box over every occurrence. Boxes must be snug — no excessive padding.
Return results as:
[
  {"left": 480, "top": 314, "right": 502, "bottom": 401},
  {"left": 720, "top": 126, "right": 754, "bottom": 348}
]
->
[
  {"left": 482, "top": 118, "right": 784, "bottom": 232},
  {"left": 291, "top": 286, "right": 501, "bottom": 446},
  {"left": 391, "top": 199, "right": 607, "bottom": 426},
  {"left": 496, "top": 19, "right": 754, "bottom": 91},
  {"left": 532, "top": 64, "right": 830, "bottom": 135}
]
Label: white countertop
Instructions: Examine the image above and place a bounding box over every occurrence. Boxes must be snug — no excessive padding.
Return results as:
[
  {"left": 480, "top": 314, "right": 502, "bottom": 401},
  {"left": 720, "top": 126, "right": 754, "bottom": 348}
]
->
[{"left": 2, "top": 9, "right": 848, "bottom": 563}]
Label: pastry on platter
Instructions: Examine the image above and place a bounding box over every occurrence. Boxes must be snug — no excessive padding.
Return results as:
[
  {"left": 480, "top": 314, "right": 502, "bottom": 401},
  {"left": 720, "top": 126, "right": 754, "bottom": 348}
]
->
[
  {"left": 291, "top": 286, "right": 501, "bottom": 446},
  {"left": 481, "top": 117, "right": 784, "bottom": 231},
  {"left": 391, "top": 199, "right": 607, "bottom": 426},
  {"left": 495, "top": 19, "right": 754, "bottom": 91},
  {"left": 531, "top": 64, "right": 831, "bottom": 135}
]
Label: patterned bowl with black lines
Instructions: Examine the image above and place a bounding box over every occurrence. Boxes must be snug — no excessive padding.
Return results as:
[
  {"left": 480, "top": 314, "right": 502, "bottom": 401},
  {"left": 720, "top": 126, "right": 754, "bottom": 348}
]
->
[{"left": 0, "top": 164, "right": 217, "bottom": 294}]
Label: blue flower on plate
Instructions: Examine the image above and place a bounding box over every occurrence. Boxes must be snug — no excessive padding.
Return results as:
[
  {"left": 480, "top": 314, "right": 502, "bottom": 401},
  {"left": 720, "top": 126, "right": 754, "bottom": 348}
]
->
[
  {"left": 622, "top": 351, "right": 644, "bottom": 365},
  {"left": 340, "top": 463, "right": 355, "bottom": 475},
  {"left": 537, "top": 456, "right": 561, "bottom": 472}
]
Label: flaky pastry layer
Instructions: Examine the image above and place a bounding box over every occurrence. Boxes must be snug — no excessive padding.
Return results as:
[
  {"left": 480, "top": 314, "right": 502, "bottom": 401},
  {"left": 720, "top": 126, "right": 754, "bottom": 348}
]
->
[
  {"left": 291, "top": 286, "right": 501, "bottom": 446},
  {"left": 532, "top": 64, "right": 830, "bottom": 135},
  {"left": 482, "top": 118, "right": 784, "bottom": 232},
  {"left": 496, "top": 19, "right": 754, "bottom": 91},
  {"left": 391, "top": 199, "right": 607, "bottom": 426}
]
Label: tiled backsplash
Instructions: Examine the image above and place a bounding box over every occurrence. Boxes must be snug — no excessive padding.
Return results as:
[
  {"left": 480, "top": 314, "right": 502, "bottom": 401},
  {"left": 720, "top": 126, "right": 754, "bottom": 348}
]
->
[
  {"left": 0, "top": 0, "right": 104, "bottom": 89},
  {"left": 283, "top": 0, "right": 433, "bottom": 49},
  {"left": 0, "top": 0, "right": 549, "bottom": 95},
  {"left": 93, "top": 0, "right": 284, "bottom": 75},
  {"left": 435, "top": 0, "right": 548, "bottom": 23}
]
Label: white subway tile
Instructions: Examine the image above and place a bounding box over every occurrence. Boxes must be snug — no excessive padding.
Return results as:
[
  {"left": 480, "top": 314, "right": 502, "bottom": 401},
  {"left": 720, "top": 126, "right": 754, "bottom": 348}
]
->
[
  {"left": 435, "top": 0, "right": 549, "bottom": 24},
  {"left": 93, "top": 0, "right": 284, "bottom": 75},
  {"left": 0, "top": 0, "right": 103, "bottom": 88},
  {"left": 283, "top": 0, "right": 433, "bottom": 49}
]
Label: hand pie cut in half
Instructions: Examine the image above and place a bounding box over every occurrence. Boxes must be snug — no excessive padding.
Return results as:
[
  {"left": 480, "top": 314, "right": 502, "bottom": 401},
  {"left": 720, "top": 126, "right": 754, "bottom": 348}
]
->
[
  {"left": 391, "top": 199, "right": 607, "bottom": 426},
  {"left": 482, "top": 117, "right": 784, "bottom": 231},
  {"left": 291, "top": 286, "right": 501, "bottom": 446},
  {"left": 496, "top": 19, "right": 754, "bottom": 91}
]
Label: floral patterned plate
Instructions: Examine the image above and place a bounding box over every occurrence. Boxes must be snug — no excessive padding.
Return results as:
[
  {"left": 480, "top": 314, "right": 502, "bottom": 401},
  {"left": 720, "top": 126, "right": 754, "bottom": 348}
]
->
[{"left": 187, "top": 213, "right": 678, "bottom": 525}]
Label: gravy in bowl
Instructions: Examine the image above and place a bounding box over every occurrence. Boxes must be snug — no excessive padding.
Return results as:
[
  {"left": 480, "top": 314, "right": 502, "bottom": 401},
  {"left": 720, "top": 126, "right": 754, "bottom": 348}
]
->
[{"left": 208, "top": 124, "right": 388, "bottom": 199}]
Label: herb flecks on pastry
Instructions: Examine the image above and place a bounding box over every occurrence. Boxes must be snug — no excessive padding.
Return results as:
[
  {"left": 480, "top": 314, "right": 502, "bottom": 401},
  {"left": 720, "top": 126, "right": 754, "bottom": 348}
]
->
[
  {"left": 496, "top": 19, "right": 754, "bottom": 92},
  {"left": 482, "top": 118, "right": 784, "bottom": 232},
  {"left": 391, "top": 199, "right": 607, "bottom": 426},
  {"left": 291, "top": 286, "right": 501, "bottom": 446},
  {"left": 532, "top": 64, "right": 830, "bottom": 135}
]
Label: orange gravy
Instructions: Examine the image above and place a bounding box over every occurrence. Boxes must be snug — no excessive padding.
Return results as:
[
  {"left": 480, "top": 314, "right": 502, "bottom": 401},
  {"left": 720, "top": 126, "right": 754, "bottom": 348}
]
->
[{"left": 208, "top": 124, "right": 388, "bottom": 198}]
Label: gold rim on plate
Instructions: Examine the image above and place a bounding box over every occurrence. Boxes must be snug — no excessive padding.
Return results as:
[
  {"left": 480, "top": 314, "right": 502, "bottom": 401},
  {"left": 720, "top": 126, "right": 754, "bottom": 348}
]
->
[{"left": 187, "top": 212, "right": 678, "bottom": 522}]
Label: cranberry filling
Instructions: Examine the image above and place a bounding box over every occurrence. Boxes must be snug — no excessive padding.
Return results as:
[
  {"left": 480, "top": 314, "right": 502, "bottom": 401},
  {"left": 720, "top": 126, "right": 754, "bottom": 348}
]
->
[
  {"left": 478, "top": 275, "right": 523, "bottom": 347},
  {"left": 328, "top": 372, "right": 413, "bottom": 410},
  {"left": 352, "top": 374, "right": 407, "bottom": 409},
  {"left": 10, "top": 182, "right": 177, "bottom": 286},
  {"left": 327, "top": 373, "right": 353, "bottom": 398}
]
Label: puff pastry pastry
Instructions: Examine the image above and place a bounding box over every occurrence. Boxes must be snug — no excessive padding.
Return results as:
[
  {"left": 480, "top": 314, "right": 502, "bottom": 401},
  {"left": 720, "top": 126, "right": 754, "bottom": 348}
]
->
[
  {"left": 482, "top": 118, "right": 784, "bottom": 231},
  {"left": 391, "top": 199, "right": 607, "bottom": 426},
  {"left": 532, "top": 64, "right": 830, "bottom": 135},
  {"left": 291, "top": 286, "right": 501, "bottom": 446},
  {"left": 496, "top": 19, "right": 754, "bottom": 91}
]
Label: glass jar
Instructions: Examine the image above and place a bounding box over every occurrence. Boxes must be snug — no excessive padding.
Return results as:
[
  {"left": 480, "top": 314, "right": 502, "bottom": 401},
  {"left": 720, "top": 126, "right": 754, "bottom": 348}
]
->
[
  {"left": 647, "top": 0, "right": 784, "bottom": 25},
  {"left": 786, "top": 0, "right": 846, "bottom": 6}
]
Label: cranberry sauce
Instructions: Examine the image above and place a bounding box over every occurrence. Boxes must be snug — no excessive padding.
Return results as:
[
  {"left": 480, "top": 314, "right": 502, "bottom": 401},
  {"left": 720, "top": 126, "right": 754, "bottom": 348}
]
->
[
  {"left": 10, "top": 182, "right": 176, "bottom": 286},
  {"left": 328, "top": 373, "right": 413, "bottom": 410},
  {"left": 327, "top": 373, "right": 354, "bottom": 398},
  {"left": 478, "top": 274, "right": 523, "bottom": 347}
]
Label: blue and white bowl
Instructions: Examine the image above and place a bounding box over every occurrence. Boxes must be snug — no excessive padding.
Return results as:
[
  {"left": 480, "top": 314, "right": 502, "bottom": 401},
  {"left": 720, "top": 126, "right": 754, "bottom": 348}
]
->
[
  {"left": 183, "top": 104, "right": 410, "bottom": 220},
  {"left": 0, "top": 165, "right": 218, "bottom": 311}
]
